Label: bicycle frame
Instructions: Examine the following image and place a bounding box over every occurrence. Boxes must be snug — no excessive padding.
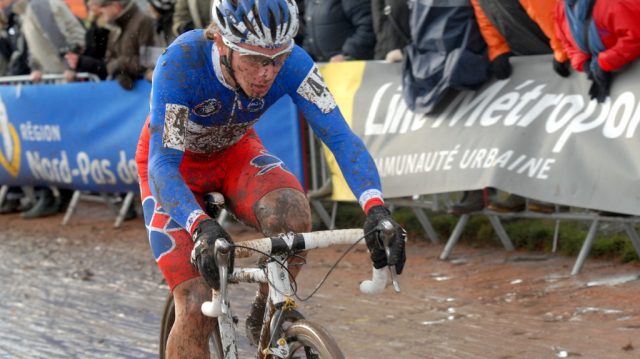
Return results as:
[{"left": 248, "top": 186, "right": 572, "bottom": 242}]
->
[{"left": 201, "top": 226, "right": 398, "bottom": 359}]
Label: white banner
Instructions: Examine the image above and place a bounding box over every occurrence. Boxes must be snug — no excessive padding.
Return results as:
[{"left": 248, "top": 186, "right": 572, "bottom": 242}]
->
[{"left": 347, "top": 55, "right": 640, "bottom": 215}]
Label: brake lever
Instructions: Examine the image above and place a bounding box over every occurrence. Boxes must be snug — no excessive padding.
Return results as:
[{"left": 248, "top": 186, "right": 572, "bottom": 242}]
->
[
  {"left": 378, "top": 219, "right": 401, "bottom": 293},
  {"left": 214, "top": 238, "right": 232, "bottom": 314}
]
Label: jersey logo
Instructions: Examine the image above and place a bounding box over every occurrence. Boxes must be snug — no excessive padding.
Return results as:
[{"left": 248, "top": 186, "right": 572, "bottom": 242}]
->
[
  {"left": 250, "top": 151, "right": 290, "bottom": 175},
  {"left": 163, "top": 103, "right": 189, "bottom": 151},
  {"left": 143, "top": 197, "right": 180, "bottom": 261},
  {"left": 296, "top": 65, "right": 337, "bottom": 114},
  {"left": 192, "top": 98, "right": 222, "bottom": 117}
]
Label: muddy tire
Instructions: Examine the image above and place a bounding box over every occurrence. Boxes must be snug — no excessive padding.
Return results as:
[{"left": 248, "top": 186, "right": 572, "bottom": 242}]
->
[
  {"left": 159, "top": 293, "right": 224, "bottom": 358},
  {"left": 284, "top": 320, "right": 345, "bottom": 359}
]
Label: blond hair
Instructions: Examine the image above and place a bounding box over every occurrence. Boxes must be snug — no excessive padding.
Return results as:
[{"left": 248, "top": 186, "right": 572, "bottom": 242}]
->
[{"left": 205, "top": 22, "right": 219, "bottom": 41}]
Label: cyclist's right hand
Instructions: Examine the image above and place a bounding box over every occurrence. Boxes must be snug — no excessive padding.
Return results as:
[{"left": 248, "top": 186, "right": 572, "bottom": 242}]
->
[
  {"left": 190, "top": 219, "right": 235, "bottom": 290},
  {"left": 363, "top": 205, "right": 407, "bottom": 274}
]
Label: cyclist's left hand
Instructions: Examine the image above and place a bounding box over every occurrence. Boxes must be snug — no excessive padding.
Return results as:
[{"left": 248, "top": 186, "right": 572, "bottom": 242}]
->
[
  {"left": 190, "top": 219, "right": 235, "bottom": 290},
  {"left": 363, "top": 205, "right": 407, "bottom": 274}
]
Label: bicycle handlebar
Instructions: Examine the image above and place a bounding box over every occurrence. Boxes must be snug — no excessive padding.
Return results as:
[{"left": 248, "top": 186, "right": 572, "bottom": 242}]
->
[{"left": 201, "top": 227, "right": 399, "bottom": 317}]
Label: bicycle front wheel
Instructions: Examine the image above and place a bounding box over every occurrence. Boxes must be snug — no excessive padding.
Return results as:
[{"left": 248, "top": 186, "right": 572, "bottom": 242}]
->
[{"left": 284, "top": 320, "right": 345, "bottom": 359}]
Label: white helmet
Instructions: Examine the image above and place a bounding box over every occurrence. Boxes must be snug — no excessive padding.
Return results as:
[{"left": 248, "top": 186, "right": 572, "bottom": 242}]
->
[{"left": 212, "top": 0, "right": 299, "bottom": 49}]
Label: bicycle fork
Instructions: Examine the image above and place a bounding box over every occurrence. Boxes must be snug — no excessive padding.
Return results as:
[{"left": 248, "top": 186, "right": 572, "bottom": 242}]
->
[{"left": 258, "top": 254, "right": 299, "bottom": 359}]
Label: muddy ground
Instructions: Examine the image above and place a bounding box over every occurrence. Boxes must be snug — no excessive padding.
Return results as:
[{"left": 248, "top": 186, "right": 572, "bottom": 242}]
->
[{"left": 1, "top": 203, "right": 640, "bottom": 359}]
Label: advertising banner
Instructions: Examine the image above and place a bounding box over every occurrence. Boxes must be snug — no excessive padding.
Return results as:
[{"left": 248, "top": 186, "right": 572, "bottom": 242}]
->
[
  {"left": 0, "top": 80, "right": 304, "bottom": 193},
  {"left": 321, "top": 56, "right": 640, "bottom": 215}
]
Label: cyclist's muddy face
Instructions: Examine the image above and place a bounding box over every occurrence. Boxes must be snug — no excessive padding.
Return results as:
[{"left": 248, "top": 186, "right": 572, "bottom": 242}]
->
[{"left": 217, "top": 36, "right": 290, "bottom": 98}]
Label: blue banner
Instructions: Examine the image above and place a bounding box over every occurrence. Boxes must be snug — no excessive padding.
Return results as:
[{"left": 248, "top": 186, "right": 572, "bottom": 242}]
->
[{"left": 0, "top": 80, "right": 304, "bottom": 193}]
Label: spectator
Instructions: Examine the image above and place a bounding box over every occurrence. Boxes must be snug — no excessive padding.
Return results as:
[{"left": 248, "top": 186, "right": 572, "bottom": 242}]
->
[
  {"left": 0, "top": 11, "right": 13, "bottom": 75},
  {"left": 302, "top": 0, "right": 376, "bottom": 62},
  {"left": 464, "top": 0, "right": 571, "bottom": 214},
  {"left": 402, "top": 1, "right": 491, "bottom": 215},
  {"left": 64, "top": 0, "right": 110, "bottom": 79},
  {"left": 556, "top": 0, "right": 640, "bottom": 103},
  {"left": 147, "top": 0, "right": 175, "bottom": 47},
  {"left": 171, "top": 0, "right": 209, "bottom": 37},
  {"left": 470, "top": 0, "right": 569, "bottom": 79},
  {"left": 94, "top": 0, "right": 155, "bottom": 90},
  {"left": 7, "top": 0, "right": 85, "bottom": 83},
  {"left": 371, "top": 0, "right": 410, "bottom": 63},
  {"left": 2, "top": 6, "right": 30, "bottom": 76}
]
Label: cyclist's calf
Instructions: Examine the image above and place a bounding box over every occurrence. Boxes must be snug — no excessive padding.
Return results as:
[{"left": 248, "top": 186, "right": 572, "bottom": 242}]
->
[{"left": 168, "top": 277, "right": 218, "bottom": 357}]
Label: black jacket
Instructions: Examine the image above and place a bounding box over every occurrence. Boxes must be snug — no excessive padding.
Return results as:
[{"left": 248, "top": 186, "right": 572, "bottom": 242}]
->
[
  {"left": 76, "top": 19, "right": 110, "bottom": 79},
  {"left": 302, "top": 0, "right": 375, "bottom": 62},
  {"left": 402, "top": 0, "right": 490, "bottom": 114},
  {"left": 372, "top": 0, "right": 411, "bottom": 60}
]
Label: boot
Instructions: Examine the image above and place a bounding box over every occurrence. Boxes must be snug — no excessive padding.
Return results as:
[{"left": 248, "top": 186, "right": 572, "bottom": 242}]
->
[
  {"left": 527, "top": 200, "right": 556, "bottom": 214},
  {"left": 0, "top": 198, "right": 20, "bottom": 214},
  {"left": 487, "top": 194, "right": 526, "bottom": 213},
  {"left": 0, "top": 187, "right": 24, "bottom": 214},
  {"left": 21, "top": 188, "right": 60, "bottom": 219},
  {"left": 245, "top": 290, "right": 267, "bottom": 346},
  {"left": 448, "top": 190, "right": 485, "bottom": 215}
]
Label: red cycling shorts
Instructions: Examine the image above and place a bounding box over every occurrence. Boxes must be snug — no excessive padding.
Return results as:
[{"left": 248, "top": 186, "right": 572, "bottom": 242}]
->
[{"left": 136, "top": 119, "right": 303, "bottom": 291}]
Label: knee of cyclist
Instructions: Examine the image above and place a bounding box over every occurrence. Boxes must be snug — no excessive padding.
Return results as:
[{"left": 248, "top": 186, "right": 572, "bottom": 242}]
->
[{"left": 254, "top": 188, "right": 311, "bottom": 236}]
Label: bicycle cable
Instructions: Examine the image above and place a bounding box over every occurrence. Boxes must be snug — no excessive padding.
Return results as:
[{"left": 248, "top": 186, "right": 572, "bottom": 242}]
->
[
  {"left": 230, "top": 231, "right": 370, "bottom": 301},
  {"left": 294, "top": 233, "right": 367, "bottom": 302},
  {"left": 230, "top": 244, "right": 301, "bottom": 297}
]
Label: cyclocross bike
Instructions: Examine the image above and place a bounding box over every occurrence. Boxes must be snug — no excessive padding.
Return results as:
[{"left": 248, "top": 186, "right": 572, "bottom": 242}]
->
[{"left": 159, "top": 199, "right": 401, "bottom": 358}]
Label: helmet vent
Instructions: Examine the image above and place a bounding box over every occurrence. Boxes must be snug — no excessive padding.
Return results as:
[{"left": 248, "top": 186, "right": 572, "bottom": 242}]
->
[
  {"left": 229, "top": 22, "right": 244, "bottom": 38},
  {"left": 216, "top": 8, "right": 226, "bottom": 28},
  {"left": 251, "top": 3, "right": 265, "bottom": 37},
  {"left": 242, "top": 13, "right": 258, "bottom": 36},
  {"left": 268, "top": 9, "right": 277, "bottom": 43}
]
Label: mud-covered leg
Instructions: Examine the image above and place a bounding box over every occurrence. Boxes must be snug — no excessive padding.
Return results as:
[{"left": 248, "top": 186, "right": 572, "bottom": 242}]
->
[
  {"left": 167, "top": 277, "right": 217, "bottom": 358},
  {"left": 246, "top": 188, "right": 311, "bottom": 345}
]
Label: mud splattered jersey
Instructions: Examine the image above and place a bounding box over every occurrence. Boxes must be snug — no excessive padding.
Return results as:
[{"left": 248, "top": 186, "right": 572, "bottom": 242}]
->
[{"left": 145, "top": 30, "right": 383, "bottom": 233}]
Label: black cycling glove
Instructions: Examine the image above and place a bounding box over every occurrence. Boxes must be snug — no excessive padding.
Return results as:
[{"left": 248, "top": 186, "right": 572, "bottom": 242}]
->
[
  {"left": 190, "top": 219, "right": 234, "bottom": 290},
  {"left": 363, "top": 205, "right": 407, "bottom": 274},
  {"left": 552, "top": 58, "right": 571, "bottom": 78},
  {"left": 490, "top": 52, "right": 512, "bottom": 80},
  {"left": 588, "top": 62, "right": 612, "bottom": 103}
]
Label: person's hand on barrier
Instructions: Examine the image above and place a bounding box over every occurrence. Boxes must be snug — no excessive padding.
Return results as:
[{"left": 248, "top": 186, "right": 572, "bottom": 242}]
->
[
  {"left": 63, "top": 69, "right": 76, "bottom": 83},
  {"left": 363, "top": 205, "right": 407, "bottom": 274},
  {"left": 329, "top": 54, "right": 349, "bottom": 63},
  {"left": 552, "top": 58, "right": 571, "bottom": 77},
  {"left": 30, "top": 70, "right": 42, "bottom": 83},
  {"left": 190, "top": 218, "right": 235, "bottom": 290},
  {"left": 490, "top": 52, "right": 512, "bottom": 80},
  {"left": 588, "top": 61, "right": 612, "bottom": 103},
  {"left": 64, "top": 52, "right": 79, "bottom": 70},
  {"left": 116, "top": 73, "right": 134, "bottom": 91}
]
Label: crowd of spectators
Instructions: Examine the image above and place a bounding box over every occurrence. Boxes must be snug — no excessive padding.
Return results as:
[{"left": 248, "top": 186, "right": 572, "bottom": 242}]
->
[{"left": 0, "top": 0, "right": 638, "bottom": 218}]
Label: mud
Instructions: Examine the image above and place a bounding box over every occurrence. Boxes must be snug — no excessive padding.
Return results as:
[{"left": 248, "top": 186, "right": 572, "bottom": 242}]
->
[{"left": 2, "top": 203, "right": 640, "bottom": 358}]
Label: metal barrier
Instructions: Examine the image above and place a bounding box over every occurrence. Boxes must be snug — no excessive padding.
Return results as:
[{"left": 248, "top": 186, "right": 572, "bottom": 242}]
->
[
  {"left": 0, "top": 72, "right": 101, "bottom": 85},
  {"left": 439, "top": 203, "right": 640, "bottom": 275},
  {"left": 0, "top": 72, "right": 136, "bottom": 228}
]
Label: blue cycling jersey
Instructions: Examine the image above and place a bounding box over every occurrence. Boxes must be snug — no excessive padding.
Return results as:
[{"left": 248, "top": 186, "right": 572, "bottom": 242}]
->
[{"left": 146, "top": 30, "right": 382, "bottom": 232}]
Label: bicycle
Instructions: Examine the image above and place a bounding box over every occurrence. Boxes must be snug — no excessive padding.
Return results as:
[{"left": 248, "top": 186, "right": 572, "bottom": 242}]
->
[{"left": 159, "top": 224, "right": 401, "bottom": 358}]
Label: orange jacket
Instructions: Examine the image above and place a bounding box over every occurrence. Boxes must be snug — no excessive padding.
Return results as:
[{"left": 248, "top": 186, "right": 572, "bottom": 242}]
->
[
  {"left": 470, "top": 0, "right": 568, "bottom": 62},
  {"left": 63, "top": 0, "right": 87, "bottom": 20}
]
